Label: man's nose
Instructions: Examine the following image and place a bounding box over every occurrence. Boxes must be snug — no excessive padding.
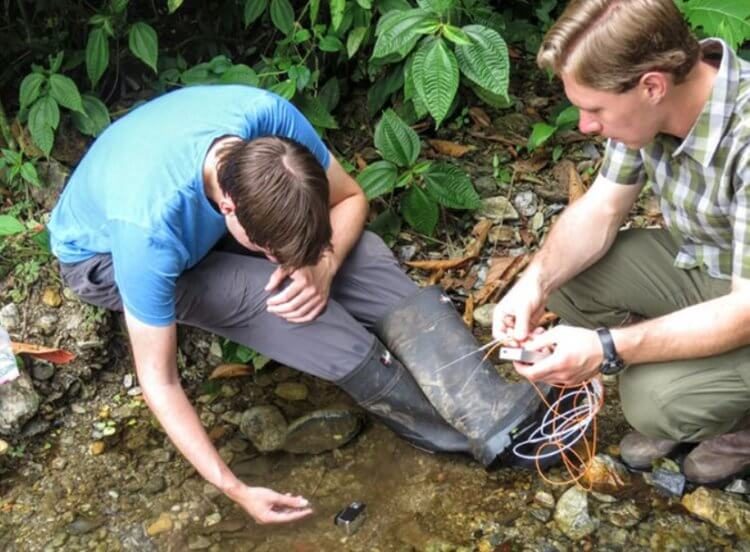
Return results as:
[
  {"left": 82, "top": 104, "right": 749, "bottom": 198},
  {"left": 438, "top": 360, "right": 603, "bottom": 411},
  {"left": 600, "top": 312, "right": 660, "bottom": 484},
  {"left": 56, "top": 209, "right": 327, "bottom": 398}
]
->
[{"left": 579, "top": 112, "right": 600, "bottom": 135}]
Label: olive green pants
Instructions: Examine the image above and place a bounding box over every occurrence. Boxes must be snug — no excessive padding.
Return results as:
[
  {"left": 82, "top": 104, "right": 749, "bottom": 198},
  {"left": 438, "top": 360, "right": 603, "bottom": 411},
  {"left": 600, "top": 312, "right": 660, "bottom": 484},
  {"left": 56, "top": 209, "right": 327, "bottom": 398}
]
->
[{"left": 548, "top": 229, "right": 750, "bottom": 443}]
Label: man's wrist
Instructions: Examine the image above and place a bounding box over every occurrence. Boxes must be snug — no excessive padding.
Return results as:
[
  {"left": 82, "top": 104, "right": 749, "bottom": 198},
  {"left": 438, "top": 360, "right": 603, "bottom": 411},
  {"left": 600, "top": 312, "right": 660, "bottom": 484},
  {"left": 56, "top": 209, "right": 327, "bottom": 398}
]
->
[{"left": 219, "top": 475, "right": 245, "bottom": 499}]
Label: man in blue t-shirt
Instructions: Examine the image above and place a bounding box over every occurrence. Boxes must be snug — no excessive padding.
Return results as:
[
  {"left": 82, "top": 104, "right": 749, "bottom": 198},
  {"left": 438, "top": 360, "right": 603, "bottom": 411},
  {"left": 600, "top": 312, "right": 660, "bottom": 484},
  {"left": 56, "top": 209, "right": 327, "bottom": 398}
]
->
[{"left": 49, "top": 85, "right": 544, "bottom": 524}]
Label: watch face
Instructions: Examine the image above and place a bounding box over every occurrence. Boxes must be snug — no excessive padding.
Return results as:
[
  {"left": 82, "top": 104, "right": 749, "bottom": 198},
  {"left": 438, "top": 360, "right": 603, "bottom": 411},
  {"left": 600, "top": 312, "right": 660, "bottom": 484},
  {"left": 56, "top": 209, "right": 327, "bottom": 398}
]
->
[{"left": 600, "top": 358, "right": 625, "bottom": 375}]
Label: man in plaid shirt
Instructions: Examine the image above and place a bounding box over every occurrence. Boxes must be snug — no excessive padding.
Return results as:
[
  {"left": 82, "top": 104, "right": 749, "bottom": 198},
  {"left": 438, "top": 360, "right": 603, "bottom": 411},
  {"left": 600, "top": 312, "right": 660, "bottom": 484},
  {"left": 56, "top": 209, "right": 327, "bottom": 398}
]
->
[{"left": 493, "top": 0, "right": 750, "bottom": 484}]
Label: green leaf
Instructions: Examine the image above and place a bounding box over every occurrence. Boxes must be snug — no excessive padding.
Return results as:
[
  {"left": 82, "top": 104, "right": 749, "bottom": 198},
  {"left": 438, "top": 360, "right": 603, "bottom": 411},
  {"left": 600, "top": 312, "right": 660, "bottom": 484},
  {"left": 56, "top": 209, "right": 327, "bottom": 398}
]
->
[
  {"left": 244, "top": 0, "right": 268, "bottom": 26},
  {"left": 417, "top": 0, "right": 455, "bottom": 17},
  {"left": 375, "top": 109, "right": 421, "bottom": 167},
  {"left": 294, "top": 29, "right": 312, "bottom": 43},
  {"left": 527, "top": 122, "right": 557, "bottom": 151},
  {"left": 112, "top": 0, "right": 129, "bottom": 14},
  {"left": 554, "top": 105, "right": 579, "bottom": 131},
  {"left": 358, "top": 160, "right": 399, "bottom": 199},
  {"left": 356, "top": 0, "right": 373, "bottom": 8},
  {"left": 310, "top": 0, "right": 320, "bottom": 24},
  {"left": 167, "top": 0, "right": 183, "bottom": 13},
  {"left": 19, "top": 73, "right": 46, "bottom": 110},
  {"left": 441, "top": 24, "right": 471, "bottom": 45},
  {"left": 29, "top": 96, "right": 60, "bottom": 132},
  {"left": 422, "top": 163, "right": 481, "bottom": 209},
  {"left": 347, "top": 26, "right": 368, "bottom": 58},
  {"left": 330, "top": 0, "right": 346, "bottom": 31},
  {"left": 366, "top": 62, "right": 404, "bottom": 116},
  {"left": 288, "top": 65, "right": 311, "bottom": 91},
  {"left": 20, "top": 162, "right": 41, "bottom": 187},
  {"left": 294, "top": 94, "right": 339, "bottom": 129},
  {"left": 411, "top": 37, "right": 458, "bottom": 127},
  {"left": 470, "top": 83, "right": 512, "bottom": 108},
  {"left": 318, "top": 77, "right": 340, "bottom": 112},
  {"left": 269, "top": 79, "right": 296, "bottom": 99},
  {"left": 129, "top": 22, "right": 159, "bottom": 73},
  {"left": 270, "top": 0, "right": 295, "bottom": 34},
  {"left": 402, "top": 186, "right": 438, "bottom": 235},
  {"left": 86, "top": 28, "right": 109, "bottom": 88},
  {"left": 0, "top": 215, "right": 25, "bottom": 236},
  {"left": 679, "top": 0, "right": 750, "bottom": 50},
  {"left": 49, "top": 74, "right": 84, "bottom": 113},
  {"left": 372, "top": 9, "right": 439, "bottom": 61},
  {"left": 403, "top": 54, "right": 429, "bottom": 118},
  {"left": 319, "top": 35, "right": 344, "bottom": 52},
  {"left": 218, "top": 64, "right": 259, "bottom": 86},
  {"left": 72, "top": 94, "right": 111, "bottom": 137},
  {"left": 367, "top": 208, "right": 402, "bottom": 245},
  {"left": 455, "top": 25, "right": 509, "bottom": 98}
]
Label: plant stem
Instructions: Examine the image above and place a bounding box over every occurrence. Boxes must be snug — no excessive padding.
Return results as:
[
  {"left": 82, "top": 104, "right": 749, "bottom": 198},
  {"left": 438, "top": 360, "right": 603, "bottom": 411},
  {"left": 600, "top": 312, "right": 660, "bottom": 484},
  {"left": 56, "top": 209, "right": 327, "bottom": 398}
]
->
[{"left": 0, "top": 98, "right": 16, "bottom": 150}]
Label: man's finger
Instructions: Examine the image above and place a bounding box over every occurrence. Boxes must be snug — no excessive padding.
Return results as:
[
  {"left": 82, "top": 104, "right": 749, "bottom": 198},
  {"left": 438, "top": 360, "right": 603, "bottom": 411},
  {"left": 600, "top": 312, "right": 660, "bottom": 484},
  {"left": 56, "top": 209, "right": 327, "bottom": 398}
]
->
[
  {"left": 267, "top": 280, "right": 305, "bottom": 307},
  {"left": 262, "top": 507, "right": 313, "bottom": 524},
  {"left": 279, "top": 297, "right": 321, "bottom": 321},
  {"left": 268, "top": 289, "right": 316, "bottom": 314},
  {"left": 265, "top": 267, "right": 290, "bottom": 292},
  {"left": 287, "top": 302, "right": 325, "bottom": 324}
]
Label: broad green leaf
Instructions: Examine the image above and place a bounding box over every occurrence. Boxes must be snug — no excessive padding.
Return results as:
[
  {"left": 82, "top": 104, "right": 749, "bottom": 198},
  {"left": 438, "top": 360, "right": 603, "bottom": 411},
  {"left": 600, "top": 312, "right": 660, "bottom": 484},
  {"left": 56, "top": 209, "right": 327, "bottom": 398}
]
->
[
  {"left": 218, "top": 64, "right": 259, "bottom": 86},
  {"left": 86, "top": 28, "right": 109, "bottom": 88},
  {"left": 310, "top": 0, "right": 320, "bottom": 24},
  {"left": 0, "top": 215, "right": 25, "bottom": 236},
  {"left": 72, "top": 94, "right": 111, "bottom": 137},
  {"left": 330, "top": 0, "right": 346, "bottom": 31},
  {"left": 417, "top": 0, "right": 455, "bottom": 17},
  {"left": 270, "top": 0, "right": 295, "bottom": 34},
  {"left": 19, "top": 73, "right": 46, "bottom": 110},
  {"left": 167, "top": 0, "right": 183, "bottom": 13},
  {"left": 441, "top": 24, "right": 471, "bottom": 45},
  {"left": 112, "top": 0, "right": 129, "bottom": 13},
  {"left": 347, "top": 26, "right": 368, "bottom": 58},
  {"left": 180, "top": 63, "right": 214, "bottom": 85},
  {"left": 356, "top": 0, "right": 373, "bottom": 9},
  {"left": 679, "top": 0, "right": 750, "bottom": 50},
  {"left": 29, "top": 96, "right": 60, "bottom": 132},
  {"left": 31, "top": 126, "right": 55, "bottom": 157},
  {"left": 244, "top": 0, "right": 268, "bottom": 26},
  {"left": 318, "top": 77, "right": 340, "bottom": 112},
  {"left": 455, "top": 25, "right": 509, "bottom": 97},
  {"left": 20, "top": 162, "right": 41, "bottom": 187},
  {"left": 402, "top": 186, "right": 438, "bottom": 235},
  {"left": 367, "top": 208, "right": 402, "bottom": 245},
  {"left": 49, "top": 52, "right": 64, "bottom": 74},
  {"left": 294, "top": 94, "right": 339, "bottom": 129},
  {"left": 269, "top": 79, "right": 296, "bottom": 99},
  {"left": 412, "top": 37, "right": 458, "bottom": 127},
  {"left": 367, "top": 62, "right": 404, "bottom": 116},
  {"left": 357, "top": 160, "right": 399, "bottom": 199},
  {"left": 319, "top": 35, "right": 344, "bottom": 52},
  {"left": 294, "top": 29, "right": 312, "bottom": 43},
  {"left": 422, "top": 162, "right": 481, "bottom": 209},
  {"left": 288, "top": 64, "right": 311, "bottom": 90},
  {"left": 129, "top": 22, "right": 159, "bottom": 73},
  {"left": 32, "top": 227, "right": 51, "bottom": 253},
  {"left": 377, "top": 0, "right": 412, "bottom": 13},
  {"left": 372, "top": 9, "right": 439, "bottom": 61},
  {"left": 555, "top": 105, "right": 580, "bottom": 131},
  {"left": 374, "top": 109, "right": 421, "bottom": 167},
  {"left": 49, "top": 74, "right": 84, "bottom": 113},
  {"left": 403, "top": 54, "right": 429, "bottom": 118},
  {"left": 527, "top": 122, "right": 557, "bottom": 151},
  {"left": 470, "top": 83, "right": 512, "bottom": 108}
]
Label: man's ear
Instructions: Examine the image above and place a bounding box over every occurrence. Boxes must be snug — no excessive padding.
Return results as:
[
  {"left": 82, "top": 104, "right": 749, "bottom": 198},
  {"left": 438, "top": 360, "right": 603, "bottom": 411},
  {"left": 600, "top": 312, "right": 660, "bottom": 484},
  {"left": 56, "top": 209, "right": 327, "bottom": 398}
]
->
[
  {"left": 218, "top": 194, "right": 236, "bottom": 216},
  {"left": 639, "top": 72, "right": 669, "bottom": 104}
]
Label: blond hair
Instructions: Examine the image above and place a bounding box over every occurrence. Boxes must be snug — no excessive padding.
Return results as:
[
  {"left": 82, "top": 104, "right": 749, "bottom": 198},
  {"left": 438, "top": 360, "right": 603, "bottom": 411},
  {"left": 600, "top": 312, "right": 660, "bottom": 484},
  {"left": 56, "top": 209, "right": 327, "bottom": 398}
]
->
[{"left": 537, "top": 0, "right": 700, "bottom": 92}]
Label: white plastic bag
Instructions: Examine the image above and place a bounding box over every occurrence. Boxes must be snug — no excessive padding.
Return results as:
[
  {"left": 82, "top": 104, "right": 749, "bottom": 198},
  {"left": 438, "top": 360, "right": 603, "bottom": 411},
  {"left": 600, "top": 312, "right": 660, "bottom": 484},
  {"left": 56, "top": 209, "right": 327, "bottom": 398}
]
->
[{"left": 0, "top": 326, "right": 19, "bottom": 385}]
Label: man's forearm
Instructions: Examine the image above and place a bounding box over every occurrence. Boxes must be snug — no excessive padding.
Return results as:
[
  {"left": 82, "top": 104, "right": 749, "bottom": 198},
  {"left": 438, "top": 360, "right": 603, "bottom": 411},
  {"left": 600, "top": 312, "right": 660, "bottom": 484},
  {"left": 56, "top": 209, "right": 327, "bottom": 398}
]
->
[
  {"left": 612, "top": 290, "right": 750, "bottom": 364},
  {"left": 326, "top": 193, "right": 368, "bottom": 271}
]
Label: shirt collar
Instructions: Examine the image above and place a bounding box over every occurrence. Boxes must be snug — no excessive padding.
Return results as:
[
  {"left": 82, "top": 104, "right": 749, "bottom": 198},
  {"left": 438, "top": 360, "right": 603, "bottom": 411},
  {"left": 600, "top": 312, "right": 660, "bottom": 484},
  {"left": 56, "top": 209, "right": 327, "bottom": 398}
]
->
[{"left": 672, "top": 39, "right": 740, "bottom": 167}]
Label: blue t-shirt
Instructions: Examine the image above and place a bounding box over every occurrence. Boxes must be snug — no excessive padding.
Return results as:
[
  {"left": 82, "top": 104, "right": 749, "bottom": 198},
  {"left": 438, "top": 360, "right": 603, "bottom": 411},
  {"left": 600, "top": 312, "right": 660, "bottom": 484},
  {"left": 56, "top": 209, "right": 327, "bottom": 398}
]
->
[{"left": 48, "top": 85, "right": 330, "bottom": 326}]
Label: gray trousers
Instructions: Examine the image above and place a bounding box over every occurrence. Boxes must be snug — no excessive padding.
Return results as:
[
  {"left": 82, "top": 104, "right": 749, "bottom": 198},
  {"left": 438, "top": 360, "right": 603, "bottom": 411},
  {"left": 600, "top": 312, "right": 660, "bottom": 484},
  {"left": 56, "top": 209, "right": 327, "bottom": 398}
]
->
[
  {"left": 60, "top": 231, "right": 417, "bottom": 382},
  {"left": 548, "top": 229, "right": 750, "bottom": 442}
]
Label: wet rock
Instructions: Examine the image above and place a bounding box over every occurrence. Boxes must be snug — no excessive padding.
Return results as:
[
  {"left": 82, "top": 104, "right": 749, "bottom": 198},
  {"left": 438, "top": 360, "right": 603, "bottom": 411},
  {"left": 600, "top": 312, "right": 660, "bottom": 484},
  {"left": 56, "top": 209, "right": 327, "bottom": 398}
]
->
[
  {"left": 34, "top": 314, "right": 59, "bottom": 336},
  {"left": 554, "top": 486, "right": 598, "bottom": 540},
  {"left": 474, "top": 176, "right": 498, "bottom": 198},
  {"left": 239, "top": 405, "right": 287, "bottom": 452},
  {"left": 600, "top": 499, "right": 646, "bottom": 528},
  {"left": 146, "top": 513, "right": 173, "bottom": 536},
  {"left": 143, "top": 475, "right": 167, "bottom": 495},
  {"left": 477, "top": 196, "right": 519, "bottom": 222},
  {"left": 0, "top": 438, "right": 7, "bottom": 455},
  {"left": 513, "top": 191, "right": 538, "bottom": 217},
  {"left": 188, "top": 535, "right": 213, "bottom": 550},
  {"left": 647, "top": 468, "right": 686, "bottom": 497},
  {"left": 0, "top": 371, "right": 40, "bottom": 435},
  {"left": 726, "top": 479, "right": 750, "bottom": 495},
  {"left": 89, "top": 441, "right": 105, "bottom": 455},
  {"left": 274, "top": 382, "right": 309, "bottom": 401},
  {"left": 582, "top": 454, "right": 631, "bottom": 494},
  {"left": 67, "top": 516, "right": 105, "bottom": 535},
  {"left": 20, "top": 417, "right": 50, "bottom": 438},
  {"left": 0, "top": 303, "right": 20, "bottom": 332},
  {"left": 530, "top": 506, "right": 552, "bottom": 522},
  {"left": 204, "top": 518, "right": 246, "bottom": 534},
  {"left": 270, "top": 365, "right": 296, "bottom": 382},
  {"left": 472, "top": 304, "right": 495, "bottom": 329},
  {"left": 488, "top": 225, "right": 518, "bottom": 245},
  {"left": 30, "top": 361, "right": 55, "bottom": 381},
  {"left": 51, "top": 456, "right": 67, "bottom": 470},
  {"left": 682, "top": 486, "right": 750, "bottom": 538},
  {"left": 398, "top": 245, "right": 419, "bottom": 262},
  {"left": 42, "top": 287, "right": 63, "bottom": 308},
  {"left": 204, "top": 512, "right": 222, "bottom": 527},
  {"left": 492, "top": 112, "right": 532, "bottom": 136},
  {"left": 232, "top": 455, "right": 275, "bottom": 478},
  {"left": 123, "top": 374, "right": 134, "bottom": 389},
  {"left": 282, "top": 409, "right": 362, "bottom": 454},
  {"left": 534, "top": 490, "right": 555, "bottom": 509}
]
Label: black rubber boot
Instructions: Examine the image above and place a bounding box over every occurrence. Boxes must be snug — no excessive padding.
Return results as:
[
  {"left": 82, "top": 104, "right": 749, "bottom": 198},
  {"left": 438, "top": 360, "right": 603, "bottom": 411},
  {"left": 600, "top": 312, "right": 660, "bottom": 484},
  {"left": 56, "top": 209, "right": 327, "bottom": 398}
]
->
[
  {"left": 375, "top": 286, "right": 547, "bottom": 467},
  {"left": 336, "top": 337, "right": 471, "bottom": 454}
]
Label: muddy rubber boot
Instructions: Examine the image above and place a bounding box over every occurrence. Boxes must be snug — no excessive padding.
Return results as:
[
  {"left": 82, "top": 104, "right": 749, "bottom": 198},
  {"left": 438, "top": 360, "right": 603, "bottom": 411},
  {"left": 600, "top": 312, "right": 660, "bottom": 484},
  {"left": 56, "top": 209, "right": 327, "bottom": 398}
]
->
[
  {"left": 619, "top": 431, "right": 681, "bottom": 470},
  {"left": 683, "top": 424, "right": 750, "bottom": 485},
  {"left": 375, "top": 286, "right": 547, "bottom": 468},
  {"left": 336, "top": 338, "right": 471, "bottom": 454}
]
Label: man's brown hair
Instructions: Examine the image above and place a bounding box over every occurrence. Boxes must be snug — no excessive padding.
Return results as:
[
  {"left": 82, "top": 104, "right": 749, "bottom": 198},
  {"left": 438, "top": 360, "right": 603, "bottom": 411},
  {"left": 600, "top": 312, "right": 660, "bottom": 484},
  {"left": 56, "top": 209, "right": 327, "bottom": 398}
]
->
[
  {"left": 216, "top": 136, "right": 332, "bottom": 269},
  {"left": 537, "top": 0, "right": 701, "bottom": 92}
]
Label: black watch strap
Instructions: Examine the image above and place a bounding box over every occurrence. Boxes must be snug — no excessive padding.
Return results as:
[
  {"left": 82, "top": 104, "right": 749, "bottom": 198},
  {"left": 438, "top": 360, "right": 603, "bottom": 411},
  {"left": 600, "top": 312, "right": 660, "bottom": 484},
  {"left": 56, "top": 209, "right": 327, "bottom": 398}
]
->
[{"left": 596, "top": 327, "right": 625, "bottom": 375}]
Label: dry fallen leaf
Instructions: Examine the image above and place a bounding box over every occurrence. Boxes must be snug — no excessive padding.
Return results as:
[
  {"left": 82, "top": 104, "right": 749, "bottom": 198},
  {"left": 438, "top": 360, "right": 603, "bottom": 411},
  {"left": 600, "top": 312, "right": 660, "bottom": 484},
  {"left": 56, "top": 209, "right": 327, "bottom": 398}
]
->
[
  {"left": 567, "top": 162, "right": 587, "bottom": 203},
  {"left": 463, "top": 295, "right": 475, "bottom": 328},
  {"left": 485, "top": 257, "right": 515, "bottom": 284},
  {"left": 428, "top": 139, "right": 475, "bottom": 158},
  {"left": 10, "top": 341, "right": 75, "bottom": 364},
  {"left": 468, "top": 106, "right": 491, "bottom": 128},
  {"left": 208, "top": 363, "right": 253, "bottom": 379},
  {"left": 474, "top": 254, "right": 530, "bottom": 305},
  {"left": 208, "top": 425, "right": 230, "bottom": 442},
  {"left": 406, "top": 257, "right": 475, "bottom": 271},
  {"left": 464, "top": 219, "right": 493, "bottom": 258},
  {"left": 512, "top": 150, "right": 549, "bottom": 175},
  {"left": 354, "top": 152, "right": 367, "bottom": 171}
]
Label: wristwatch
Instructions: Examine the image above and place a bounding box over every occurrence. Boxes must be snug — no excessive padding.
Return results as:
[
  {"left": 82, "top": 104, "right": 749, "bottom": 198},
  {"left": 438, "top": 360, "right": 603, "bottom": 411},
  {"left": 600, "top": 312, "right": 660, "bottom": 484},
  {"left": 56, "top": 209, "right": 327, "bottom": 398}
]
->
[{"left": 596, "top": 327, "right": 626, "bottom": 375}]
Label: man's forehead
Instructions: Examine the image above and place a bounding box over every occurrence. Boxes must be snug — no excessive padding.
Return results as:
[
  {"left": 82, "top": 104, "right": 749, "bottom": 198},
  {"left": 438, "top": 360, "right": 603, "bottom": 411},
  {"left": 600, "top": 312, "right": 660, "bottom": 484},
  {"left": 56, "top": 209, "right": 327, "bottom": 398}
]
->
[{"left": 562, "top": 73, "right": 614, "bottom": 110}]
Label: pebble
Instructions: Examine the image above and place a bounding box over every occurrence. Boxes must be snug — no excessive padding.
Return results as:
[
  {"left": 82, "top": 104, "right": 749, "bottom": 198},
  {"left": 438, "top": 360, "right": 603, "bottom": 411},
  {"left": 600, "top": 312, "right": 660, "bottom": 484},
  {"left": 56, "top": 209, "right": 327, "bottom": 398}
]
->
[
  {"left": 126, "top": 386, "right": 142, "bottom": 396},
  {"left": 472, "top": 304, "right": 495, "bottom": 329},
  {"left": 682, "top": 486, "right": 750, "bottom": 539},
  {"left": 66, "top": 516, "right": 104, "bottom": 535},
  {"left": 189, "top": 536, "right": 213, "bottom": 550},
  {"left": 143, "top": 475, "right": 167, "bottom": 495},
  {"left": 35, "top": 314, "right": 59, "bottom": 335},
  {"left": 51, "top": 456, "right": 67, "bottom": 470},
  {"left": 533, "top": 490, "right": 555, "bottom": 509},
  {"left": 0, "top": 439, "right": 7, "bottom": 455},
  {"left": 554, "top": 486, "right": 598, "bottom": 540},
  {"left": 30, "top": 362, "right": 55, "bottom": 381},
  {"left": 42, "top": 287, "right": 63, "bottom": 308},
  {"left": 239, "top": 406, "right": 287, "bottom": 452},
  {"left": 122, "top": 374, "right": 134, "bottom": 389},
  {"left": 146, "top": 513, "right": 173, "bottom": 536},
  {"left": 0, "top": 303, "right": 20, "bottom": 332},
  {"left": 476, "top": 196, "right": 519, "bottom": 222},
  {"left": 89, "top": 441, "right": 105, "bottom": 455},
  {"left": 726, "top": 479, "right": 750, "bottom": 495},
  {"left": 648, "top": 469, "right": 686, "bottom": 497},
  {"left": 204, "top": 512, "right": 222, "bottom": 527},
  {"left": 513, "top": 190, "right": 538, "bottom": 217},
  {"left": 274, "top": 382, "right": 309, "bottom": 401}
]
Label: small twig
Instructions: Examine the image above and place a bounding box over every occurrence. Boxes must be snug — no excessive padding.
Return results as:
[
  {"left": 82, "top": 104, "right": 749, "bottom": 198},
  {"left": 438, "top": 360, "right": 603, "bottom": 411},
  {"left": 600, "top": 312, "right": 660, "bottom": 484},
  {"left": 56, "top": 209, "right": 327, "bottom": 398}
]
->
[{"left": 0, "top": 98, "right": 16, "bottom": 150}]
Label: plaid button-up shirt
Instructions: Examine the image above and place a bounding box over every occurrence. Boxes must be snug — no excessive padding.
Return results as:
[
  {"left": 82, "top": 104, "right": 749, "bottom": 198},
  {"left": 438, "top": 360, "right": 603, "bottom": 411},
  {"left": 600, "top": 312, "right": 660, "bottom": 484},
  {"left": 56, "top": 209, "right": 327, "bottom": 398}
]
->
[{"left": 599, "top": 39, "right": 750, "bottom": 280}]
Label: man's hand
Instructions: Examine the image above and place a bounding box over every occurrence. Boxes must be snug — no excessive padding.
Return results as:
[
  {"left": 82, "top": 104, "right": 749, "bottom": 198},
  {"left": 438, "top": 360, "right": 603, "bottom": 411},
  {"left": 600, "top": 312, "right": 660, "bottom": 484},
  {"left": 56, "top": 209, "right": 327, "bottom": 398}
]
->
[
  {"left": 493, "top": 272, "right": 548, "bottom": 342},
  {"left": 265, "top": 254, "right": 336, "bottom": 323},
  {"left": 513, "top": 325, "right": 603, "bottom": 386},
  {"left": 228, "top": 484, "right": 313, "bottom": 524}
]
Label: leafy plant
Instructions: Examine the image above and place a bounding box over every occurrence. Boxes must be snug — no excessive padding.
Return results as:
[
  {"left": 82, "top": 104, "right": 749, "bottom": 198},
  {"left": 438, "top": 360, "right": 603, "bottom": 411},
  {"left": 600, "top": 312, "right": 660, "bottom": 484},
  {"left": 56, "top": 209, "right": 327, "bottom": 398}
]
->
[
  {"left": 0, "top": 150, "right": 41, "bottom": 193},
  {"left": 676, "top": 0, "right": 750, "bottom": 50},
  {"left": 358, "top": 109, "right": 481, "bottom": 235},
  {"left": 527, "top": 105, "right": 579, "bottom": 155},
  {"left": 221, "top": 339, "right": 270, "bottom": 371},
  {"left": 370, "top": 0, "right": 511, "bottom": 127}
]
